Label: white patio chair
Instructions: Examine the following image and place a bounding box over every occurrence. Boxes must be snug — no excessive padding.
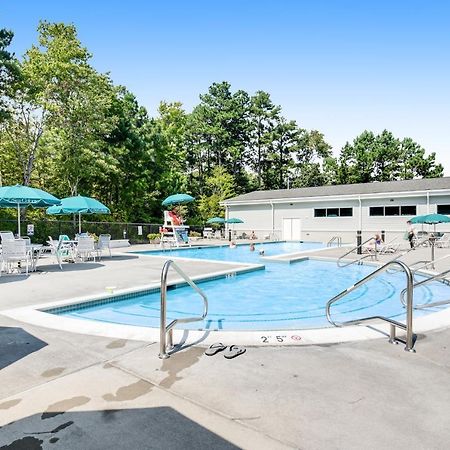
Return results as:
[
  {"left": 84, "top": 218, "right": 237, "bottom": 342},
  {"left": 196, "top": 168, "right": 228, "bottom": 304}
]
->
[
  {"left": 46, "top": 236, "right": 74, "bottom": 270},
  {"left": 75, "top": 236, "right": 96, "bottom": 262},
  {"left": 0, "top": 231, "right": 15, "bottom": 243},
  {"left": 436, "top": 234, "right": 450, "bottom": 248},
  {"left": 96, "top": 234, "right": 111, "bottom": 259},
  {"left": 1, "top": 239, "right": 31, "bottom": 275},
  {"left": 203, "top": 228, "right": 213, "bottom": 239}
]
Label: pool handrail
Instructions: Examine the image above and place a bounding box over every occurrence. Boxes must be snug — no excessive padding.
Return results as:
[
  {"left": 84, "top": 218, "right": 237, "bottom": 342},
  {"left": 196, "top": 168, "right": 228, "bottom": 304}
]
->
[
  {"left": 337, "top": 237, "right": 376, "bottom": 268},
  {"left": 327, "top": 236, "right": 342, "bottom": 247},
  {"left": 384, "top": 236, "right": 436, "bottom": 273},
  {"left": 159, "top": 259, "right": 208, "bottom": 359},
  {"left": 399, "top": 267, "right": 450, "bottom": 309},
  {"left": 326, "top": 259, "right": 416, "bottom": 352},
  {"left": 402, "top": 254, "right": 450, "bottom": 278}
]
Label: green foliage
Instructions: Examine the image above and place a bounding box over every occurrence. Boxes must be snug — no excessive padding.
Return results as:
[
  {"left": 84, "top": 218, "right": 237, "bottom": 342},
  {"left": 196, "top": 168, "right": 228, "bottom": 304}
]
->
[
  {"left": 197, "top": 167, "right": 236, "bottom": 221},
  {"left": 147, "top": 233, "right": 160, "bottom": 241},
  {"left": 337, "top": 130, "right": 443, "bottom": 184},
  {"left": 0, "top": 29, "right": 20, "bottom": 123}
]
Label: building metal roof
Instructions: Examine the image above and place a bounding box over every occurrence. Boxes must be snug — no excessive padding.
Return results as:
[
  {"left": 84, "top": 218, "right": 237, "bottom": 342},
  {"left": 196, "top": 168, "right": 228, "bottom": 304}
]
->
[{"left": 224, "top": 177, "right": 450, "bottom": 204}]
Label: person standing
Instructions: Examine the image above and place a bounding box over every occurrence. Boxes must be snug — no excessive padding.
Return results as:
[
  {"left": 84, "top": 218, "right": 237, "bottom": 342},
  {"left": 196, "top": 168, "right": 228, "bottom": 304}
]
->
[{"left": 406, "top": 221, "right": 416, "bottom": 249}]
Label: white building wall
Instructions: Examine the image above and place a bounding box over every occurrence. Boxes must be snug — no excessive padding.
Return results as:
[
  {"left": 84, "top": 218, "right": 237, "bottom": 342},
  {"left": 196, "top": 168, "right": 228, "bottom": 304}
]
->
[{"left": 227, "top": 192, "right": 450, "bottom": 244}]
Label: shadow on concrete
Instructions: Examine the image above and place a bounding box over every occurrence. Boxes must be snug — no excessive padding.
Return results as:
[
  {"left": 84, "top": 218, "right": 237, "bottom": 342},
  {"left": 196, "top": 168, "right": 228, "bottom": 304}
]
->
[
  {"left": 0, "top": 327, "right": 48, "bottom": 370},
  {"left": 103, "top": 255, "right": 139, "bottom": 261},
  {"left": 0, "top": 275, "right": 29, "bottom": 284},
  {"left": 37, "top": 263, "right": 104, "bottom": 273},
  {"left": 0, "top": 407, "right": 240, "bottom": 449}
]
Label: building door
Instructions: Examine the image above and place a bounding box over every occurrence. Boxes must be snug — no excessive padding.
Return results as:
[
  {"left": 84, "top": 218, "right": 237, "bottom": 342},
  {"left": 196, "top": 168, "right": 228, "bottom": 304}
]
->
[{"left": 282, "top": 218, "right": 302, "bottom": 240}]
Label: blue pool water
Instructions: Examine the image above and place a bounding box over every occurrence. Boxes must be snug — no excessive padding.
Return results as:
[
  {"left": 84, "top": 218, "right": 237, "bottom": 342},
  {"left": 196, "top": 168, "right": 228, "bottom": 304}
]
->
[
  {"left": 134, "top": 241, "right": 327, "bottom": 263},
  {"left": 53, "top": 259, "right": 450, "bottom": 331}
]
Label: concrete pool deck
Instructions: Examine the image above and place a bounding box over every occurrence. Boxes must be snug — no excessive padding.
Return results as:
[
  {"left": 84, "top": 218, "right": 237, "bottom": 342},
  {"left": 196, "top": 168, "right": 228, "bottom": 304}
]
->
[{"left": 1, "top": 243, "right": 450, "bottom": 449}]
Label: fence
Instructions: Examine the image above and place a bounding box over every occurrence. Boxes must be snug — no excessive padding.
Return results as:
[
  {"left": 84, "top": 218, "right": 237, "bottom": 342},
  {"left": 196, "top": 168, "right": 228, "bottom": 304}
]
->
[{"left": 0, "top": 219, "right": 204, "bottom": 245}]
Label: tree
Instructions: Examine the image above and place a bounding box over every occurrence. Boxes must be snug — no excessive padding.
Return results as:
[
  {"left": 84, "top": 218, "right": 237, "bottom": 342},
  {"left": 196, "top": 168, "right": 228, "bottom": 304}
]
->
[
  {"left": 197, "top": 167, "right": 236, "bottom": 221},
  {"left": 292, "top": 130, "right": 332, "bottom": 187},
  {"left": 154, "top": 101, "right": 189, "bottom": 201},
  {"left": 248, "top": 91, "right": 281, "bottom": 187},
  {"left": 0, "top": 29, "right": 19, "bottom": 123},
  {"left": 337, "top": 130, "right": 443, "bottom": 184},
  {"left": 398, "top": 138, "right": 443, "bottom": 179},
  {"left": 188, "top": 82, "right": 250, "bottom": 189},
  {"left": 23, "top": 21, "right": 117, "bottom": 196},
  {"left": 262, "top": 117, "right": 301, "bottom": 189}
]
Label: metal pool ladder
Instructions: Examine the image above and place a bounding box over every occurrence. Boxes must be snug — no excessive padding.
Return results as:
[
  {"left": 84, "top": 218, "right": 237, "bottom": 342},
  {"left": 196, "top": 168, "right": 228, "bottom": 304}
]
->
[
  {"left": 399, "top": 267, "right": 450, "bottom": 310},
  {"left": 337, "top": 237, "right": 377, "bottom": 267},
  {"left": 326, "top": 260, "right": 416, "bottom": 352},
  {"left": 159, "top": 260, "right": 208, "bottom": 359},
  {"left": 327, "top": 236, "right": 342, "bottom": 247}
]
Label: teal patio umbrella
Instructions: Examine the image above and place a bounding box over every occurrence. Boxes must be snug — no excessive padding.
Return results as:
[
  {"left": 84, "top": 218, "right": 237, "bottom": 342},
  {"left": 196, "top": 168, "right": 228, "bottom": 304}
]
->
[
  {"left": 225, "top": 218, "right": 244, "bottom": 224},
  {"left": 410, "top": 213, "right": 450, "bottom": 267},
  {"left": 206, "top": 217, "right": 225, "bottom": 224},
  {"left": 162, "top": 193, "right": 195, "bottom": 207},
  {"left": 410, "top": 213, "right": 450, "bottom": 229},
  {"left": 0, "top": 184, "right": 61, "bottom": 236},
  {"left": 225, "top": 217, "right": 244, "bottom": 238},
  {"left": 46, "top": 195, "right": 110, "bottom": 233}
]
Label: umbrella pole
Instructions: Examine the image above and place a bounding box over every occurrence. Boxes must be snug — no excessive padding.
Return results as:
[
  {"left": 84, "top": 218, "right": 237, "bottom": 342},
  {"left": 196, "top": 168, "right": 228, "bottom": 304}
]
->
[
  {"left": 17, "top": 203, "right": 20, "bottom": 237},
  {"left": 79, "top": 213, "right": 82, "bottom": 234}
]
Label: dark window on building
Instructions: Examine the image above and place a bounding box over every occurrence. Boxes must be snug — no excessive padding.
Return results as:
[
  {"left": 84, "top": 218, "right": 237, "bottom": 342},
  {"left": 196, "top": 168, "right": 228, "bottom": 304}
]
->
[
  {"left": 314, "top": 207, "right": 353, "bottom": 217},
  {"left": 437, "top": 205, "right": 450, "bottom": 215},
  {"left": 369, "top": 207, "right": 384, "bottom": 216},
  {"left": 370, "top": 205, "right": 416, "bottom": 216},
  {"left": 314, "top": 209, "right": 326, "bottom": 217},
  {"left": 340, "top": 208, "right": 353, "bottom": 217},
  {"left": 401, "top": 205, "right": 417, "bottom": 216},
  {"left": 327, "top": 208, "right": 339, "bottom": 217},
  {"left": 385, "top": 206, "right": 400, "bottom": 216}
]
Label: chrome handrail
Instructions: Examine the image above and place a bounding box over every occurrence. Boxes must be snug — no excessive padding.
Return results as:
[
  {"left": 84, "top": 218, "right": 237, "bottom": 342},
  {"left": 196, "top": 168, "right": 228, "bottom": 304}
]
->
[
  {"left": 326, "top": 260, "right": 415, "bottom": 352},
  {"left": 327, "top": 236, "right": 342, "bottom": 247},
  {"left": 408, "top": 255, "right": 450, "bottom": 276},
  {"left": 400, "top": 268, "right": 450, "bottom": 309},
  {"left": 159, "top": 260, "right": 208, "bottom": 359},
  {"left": 337, "top": 237, "right": 376, "bottom": 268},
  {"left": 384, "top": 237, "right": 433, "bottom": 273}
]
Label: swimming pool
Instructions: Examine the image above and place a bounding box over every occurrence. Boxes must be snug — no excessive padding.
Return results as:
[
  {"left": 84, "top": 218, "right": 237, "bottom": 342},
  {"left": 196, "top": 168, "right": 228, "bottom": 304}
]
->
[
  {"left": 134, "top": 241, "right": 328, "bottom": 263},
  {"left": 50, "top": 259, "right": 450, "bottom": 331}
]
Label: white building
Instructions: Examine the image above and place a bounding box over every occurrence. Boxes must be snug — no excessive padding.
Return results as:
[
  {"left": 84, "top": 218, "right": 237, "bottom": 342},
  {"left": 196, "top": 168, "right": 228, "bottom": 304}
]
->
[{"left": 223, "top": 177, "right": 450, "bottom": 243}]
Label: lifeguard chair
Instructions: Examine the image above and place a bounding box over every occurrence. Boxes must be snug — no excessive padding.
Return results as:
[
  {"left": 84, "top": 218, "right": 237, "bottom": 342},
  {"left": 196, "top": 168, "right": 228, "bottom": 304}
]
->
[{"left": 160, "top": 210, "right": 191, "bottom": 247}]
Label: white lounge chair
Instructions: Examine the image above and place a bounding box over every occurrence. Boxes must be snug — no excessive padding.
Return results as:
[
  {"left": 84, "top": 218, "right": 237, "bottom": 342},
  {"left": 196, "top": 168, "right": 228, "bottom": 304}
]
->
[
  {"left": 96, "top": 234, "right": 112, "bottom": 259},
  {"left": 203, "top": 227, "right": 213, "bottom": 239},
  {"left": 436, "top": 234, "right": 450, "bottom": 248},
  {"left": 0, "top": 231, "right": 15, "bottom": 243},
  {"left": 1, "top": 239, "right": 31, "bottom": 275},
  {"left": 75, "top": 236, "right": 96, "bottom": 262},
  {"left": 46, "top": 236, "right": 75, "bottom": 269}
]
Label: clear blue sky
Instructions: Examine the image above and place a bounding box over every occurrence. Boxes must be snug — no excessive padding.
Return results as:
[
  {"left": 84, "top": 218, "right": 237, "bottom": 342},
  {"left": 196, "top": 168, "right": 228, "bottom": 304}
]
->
[{"left": 3, "top": 0, "right": 450, "bottom": 173}]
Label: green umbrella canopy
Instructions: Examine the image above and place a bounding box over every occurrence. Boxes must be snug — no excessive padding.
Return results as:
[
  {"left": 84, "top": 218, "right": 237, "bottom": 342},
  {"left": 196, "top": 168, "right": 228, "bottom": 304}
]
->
[
  {"left": 162, "top": 193, "right": 195, "bottom": 207},
  {"left": 206, "top": 217, "right": 225, "bottom": 224},
  {"left": 225, "top": 218, "right": 244, "bottom": 224},
  {"left": 410, "top": 214, "right": 450, "bottom": 225},
  {"left": 0, "top": 184, "right": 61, "bottom": 236},
  {"left": 46, "top": 195, "right": 110, "bottom": 234},
  {"left": 46, "top": 195, "right": 110, "bottom": 215}
]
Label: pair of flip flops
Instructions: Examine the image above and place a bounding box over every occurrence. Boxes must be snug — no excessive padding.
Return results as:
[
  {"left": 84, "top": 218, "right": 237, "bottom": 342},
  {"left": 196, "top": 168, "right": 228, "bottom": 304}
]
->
[{"left": 205, "top": 343, "right": 246, "bottom": 359}]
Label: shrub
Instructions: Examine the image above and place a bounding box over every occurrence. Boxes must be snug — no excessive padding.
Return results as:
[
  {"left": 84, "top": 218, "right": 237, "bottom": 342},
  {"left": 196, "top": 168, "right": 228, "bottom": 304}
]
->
[{"left": 147, "top": 233, "right": 160, "bottom": 241}]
